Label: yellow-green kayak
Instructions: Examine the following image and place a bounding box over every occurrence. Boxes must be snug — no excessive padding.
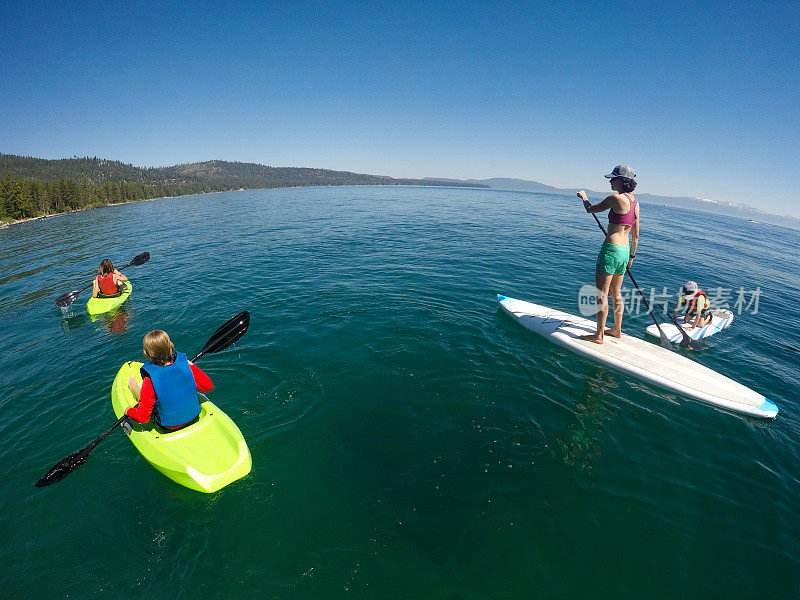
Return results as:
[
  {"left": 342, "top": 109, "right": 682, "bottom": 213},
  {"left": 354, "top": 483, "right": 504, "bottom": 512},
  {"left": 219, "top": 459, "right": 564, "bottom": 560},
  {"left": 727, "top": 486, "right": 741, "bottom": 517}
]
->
[
  {"left": 111, "top": 361, "right": 251, "bottom": 493},
  {"left": 86, "top": 281, "right": 132, "bottom": 315}
]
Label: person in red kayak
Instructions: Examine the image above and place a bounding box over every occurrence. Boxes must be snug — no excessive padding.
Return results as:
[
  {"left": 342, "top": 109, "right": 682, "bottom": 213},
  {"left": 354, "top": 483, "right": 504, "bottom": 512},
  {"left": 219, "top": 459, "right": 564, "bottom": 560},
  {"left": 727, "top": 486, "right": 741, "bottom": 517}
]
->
[
  {"left": 576, "top": 164, "right": 640, "bottom": 344},
  {"left": 91, "top": 258, "right": 128, "bottom": 298},
  {"left": 126, "top": 330, "right": 213, "bottom": 430}
]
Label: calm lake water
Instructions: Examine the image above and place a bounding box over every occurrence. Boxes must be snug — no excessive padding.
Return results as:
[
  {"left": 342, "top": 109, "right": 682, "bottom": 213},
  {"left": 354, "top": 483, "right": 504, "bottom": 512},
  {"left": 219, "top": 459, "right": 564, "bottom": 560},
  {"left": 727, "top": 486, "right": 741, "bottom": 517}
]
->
[{"left": 2, "top": 186, "right": 799, "bottom": 599}]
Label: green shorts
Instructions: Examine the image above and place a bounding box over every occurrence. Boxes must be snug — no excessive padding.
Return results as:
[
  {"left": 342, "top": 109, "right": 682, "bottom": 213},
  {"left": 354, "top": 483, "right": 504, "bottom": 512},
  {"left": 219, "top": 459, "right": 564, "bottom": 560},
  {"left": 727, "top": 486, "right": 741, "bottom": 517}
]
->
[{"left": 596, "top": 242, "right": 630, "bottom": 275}]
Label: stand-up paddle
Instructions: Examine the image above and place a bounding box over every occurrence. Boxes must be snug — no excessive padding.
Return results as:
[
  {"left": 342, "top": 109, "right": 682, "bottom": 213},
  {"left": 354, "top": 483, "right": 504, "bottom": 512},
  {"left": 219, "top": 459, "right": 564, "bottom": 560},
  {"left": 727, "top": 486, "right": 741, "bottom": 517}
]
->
[
  {"left": 34, "top": 311, "right": 251, "bottom": 488},
  {"left": 667, "top": 312, "right": 706, "bottom": 349},
  {"left": 55, "top": 252, "right": 150, "bottom": 308},
  {"left": 585, "top": 211, "right": 702, "bottom": 351}
]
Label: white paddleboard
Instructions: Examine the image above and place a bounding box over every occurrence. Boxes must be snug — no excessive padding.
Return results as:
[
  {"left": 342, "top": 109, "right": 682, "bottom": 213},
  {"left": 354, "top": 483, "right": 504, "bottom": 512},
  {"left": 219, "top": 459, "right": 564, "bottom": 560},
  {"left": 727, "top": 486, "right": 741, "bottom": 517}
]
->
[
  {"left": 646, "top": 309, "right": 734, "bottom": 342},
  {"left": 497, "top": 295, "right": 777, "bottom": 419}
]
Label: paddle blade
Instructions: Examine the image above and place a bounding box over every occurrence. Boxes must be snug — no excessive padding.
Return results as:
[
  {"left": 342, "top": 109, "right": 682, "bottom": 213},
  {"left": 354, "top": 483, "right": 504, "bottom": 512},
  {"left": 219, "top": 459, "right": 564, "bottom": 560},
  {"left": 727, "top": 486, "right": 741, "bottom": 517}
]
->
[
  {"left": 681, "top": 337, "right": 704, "bottom": 351},
  {"left": 191, "top": 311, "right": 250, "bottom": 361},
  {"left": 129, "top": 252, "right": 150, "bottom": 267},
  {"left": 659, "top": 332, "right": 674, "bottom": 350},
  {"left": 35, "top": 447, "right": 91, "bottom": 487},
  {"left": 35, "top": 415, "right": 127, "bottom": 488},
  {"left": 669, "top": 315, "right": 703, "bottom": 351},
  {"left": 55, "top": 290, "right": 80, "bottom": 307}
]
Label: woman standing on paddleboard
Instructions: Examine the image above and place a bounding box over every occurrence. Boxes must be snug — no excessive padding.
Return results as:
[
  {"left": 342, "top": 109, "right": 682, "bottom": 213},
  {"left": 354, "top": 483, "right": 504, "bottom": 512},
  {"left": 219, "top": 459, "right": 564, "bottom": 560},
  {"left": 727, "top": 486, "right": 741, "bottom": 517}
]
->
[{"left": 576, "top": 165, "right": 639, "bottom": 344}]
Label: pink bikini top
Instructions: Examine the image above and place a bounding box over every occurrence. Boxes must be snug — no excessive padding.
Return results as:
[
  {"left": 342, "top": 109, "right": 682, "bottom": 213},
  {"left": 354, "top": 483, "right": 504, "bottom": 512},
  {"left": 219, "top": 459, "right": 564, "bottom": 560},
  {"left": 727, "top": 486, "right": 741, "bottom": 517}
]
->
[{"left": 608, "top": 193, "right": 637, "bottom": 226}]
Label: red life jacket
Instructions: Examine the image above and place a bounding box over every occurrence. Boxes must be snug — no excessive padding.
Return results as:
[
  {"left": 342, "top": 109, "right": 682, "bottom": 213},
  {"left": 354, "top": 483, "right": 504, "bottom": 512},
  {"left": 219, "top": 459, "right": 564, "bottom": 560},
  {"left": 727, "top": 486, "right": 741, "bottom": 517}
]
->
[
  {"left": 687, "top": 289, "right": 707, "bottom": 312},
  {"left": 97, "top": 272, "right": 118, "bottom": 295}
]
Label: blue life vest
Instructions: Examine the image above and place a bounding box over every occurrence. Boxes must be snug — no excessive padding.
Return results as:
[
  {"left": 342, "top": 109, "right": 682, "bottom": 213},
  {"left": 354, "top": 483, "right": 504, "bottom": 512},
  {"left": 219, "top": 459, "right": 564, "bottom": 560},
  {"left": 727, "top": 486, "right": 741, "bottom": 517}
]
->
[{"left": 140, "top": 352, "right": 201, "bottom": 427}]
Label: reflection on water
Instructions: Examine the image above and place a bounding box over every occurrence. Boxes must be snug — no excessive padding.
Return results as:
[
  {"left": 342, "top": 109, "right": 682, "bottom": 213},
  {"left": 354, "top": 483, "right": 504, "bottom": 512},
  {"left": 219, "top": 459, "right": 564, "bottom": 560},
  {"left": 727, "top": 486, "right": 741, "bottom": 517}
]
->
[
  {"left": 89, "top": 305, "right": 131, "bottom": 333},
  {"left": 555, "top": 368, "right": 619, "bottom": 471},
  {"left": 60, "top": 304, "right": 131, "bottom": 333}
]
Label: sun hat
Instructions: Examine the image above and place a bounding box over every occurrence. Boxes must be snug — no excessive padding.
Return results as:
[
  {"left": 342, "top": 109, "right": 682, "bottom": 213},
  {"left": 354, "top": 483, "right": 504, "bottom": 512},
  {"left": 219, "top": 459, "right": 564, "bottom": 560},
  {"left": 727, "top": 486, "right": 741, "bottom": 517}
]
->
[
  {"left": 681, "top": 281, "right": 698, "bottom": 298},
  {"left": 604, "top": 165, "right": 636, "bottom": 179}
]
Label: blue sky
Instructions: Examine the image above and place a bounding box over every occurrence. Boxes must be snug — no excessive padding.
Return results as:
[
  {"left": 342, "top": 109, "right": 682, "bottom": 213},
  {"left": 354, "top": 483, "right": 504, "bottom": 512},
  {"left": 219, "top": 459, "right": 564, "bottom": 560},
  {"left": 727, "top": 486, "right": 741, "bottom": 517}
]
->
[{"left": 2, "top": 1, "right": 798, "bottom": 216}]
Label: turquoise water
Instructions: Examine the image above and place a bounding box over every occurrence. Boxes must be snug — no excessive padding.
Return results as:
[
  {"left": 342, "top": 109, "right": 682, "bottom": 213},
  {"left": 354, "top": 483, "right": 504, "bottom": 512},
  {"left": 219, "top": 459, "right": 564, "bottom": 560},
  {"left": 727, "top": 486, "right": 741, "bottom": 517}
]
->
[{"left": 2, "top": 187, "right": 799, "bottom": 599}]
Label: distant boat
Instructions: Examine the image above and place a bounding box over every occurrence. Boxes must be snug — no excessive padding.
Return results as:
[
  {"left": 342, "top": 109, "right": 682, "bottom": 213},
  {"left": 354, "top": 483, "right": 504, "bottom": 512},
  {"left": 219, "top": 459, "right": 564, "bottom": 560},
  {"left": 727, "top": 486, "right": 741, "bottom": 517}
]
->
[{"left": 749, "top": 219, "right": 757, "bottom": 222}]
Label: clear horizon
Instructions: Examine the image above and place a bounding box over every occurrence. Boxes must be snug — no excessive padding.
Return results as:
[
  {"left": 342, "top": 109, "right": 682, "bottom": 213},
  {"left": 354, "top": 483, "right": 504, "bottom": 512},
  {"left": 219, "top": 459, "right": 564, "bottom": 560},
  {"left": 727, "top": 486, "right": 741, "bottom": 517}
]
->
[{"left": 2, "top": 1, "right": 798, "bottom": 217}]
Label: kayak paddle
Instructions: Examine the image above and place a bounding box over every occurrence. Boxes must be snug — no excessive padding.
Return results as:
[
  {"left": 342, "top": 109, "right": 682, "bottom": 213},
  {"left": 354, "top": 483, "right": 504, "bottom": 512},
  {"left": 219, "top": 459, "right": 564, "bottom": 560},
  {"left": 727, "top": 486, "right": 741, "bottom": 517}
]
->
[
  {"left": 34, "top": 310, "right": 251, "bottom": 488},
  {"left": 55, "top": 252, "right": 150, "bottom": 308},
  {"left": 586, "top": 211, "right": 701, "bottom": 351},
  {"left": 191, "top": 311, "right": 251, "bottom": 361}
]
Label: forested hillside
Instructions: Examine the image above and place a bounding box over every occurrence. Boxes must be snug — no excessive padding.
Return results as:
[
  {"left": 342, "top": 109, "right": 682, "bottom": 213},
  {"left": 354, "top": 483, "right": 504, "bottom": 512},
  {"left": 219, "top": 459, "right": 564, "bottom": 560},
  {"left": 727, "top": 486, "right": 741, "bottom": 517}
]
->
[{"left": 0, "top": 154, "right": 486, "bottom": 221}]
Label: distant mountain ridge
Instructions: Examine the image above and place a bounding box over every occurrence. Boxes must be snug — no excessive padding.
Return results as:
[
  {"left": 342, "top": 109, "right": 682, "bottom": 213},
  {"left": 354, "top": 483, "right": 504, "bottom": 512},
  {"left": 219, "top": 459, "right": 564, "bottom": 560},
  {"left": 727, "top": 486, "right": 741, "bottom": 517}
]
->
[
  {"left": 1, "top": 154, "right": 488, "bottom": 191},
  {"left": 425, "top": 177, "right": 800, "bottom": 230},
  {"left": 2, "top": 154, "right": 796, "bottom": 231},
  {"left": 0, "top": 154, "right": 489, "bottom": 221}
]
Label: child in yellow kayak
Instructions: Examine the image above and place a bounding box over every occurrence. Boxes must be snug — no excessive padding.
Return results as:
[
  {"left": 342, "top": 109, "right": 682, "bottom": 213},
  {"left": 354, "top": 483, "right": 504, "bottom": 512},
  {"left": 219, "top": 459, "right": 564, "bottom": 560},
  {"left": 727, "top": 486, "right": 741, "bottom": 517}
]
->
[
  {"left": 91, "top": 258, "right": 128, "bottom": 297},
  {"left": 126, "top": 330, "right": 213, "bottom": 430}
]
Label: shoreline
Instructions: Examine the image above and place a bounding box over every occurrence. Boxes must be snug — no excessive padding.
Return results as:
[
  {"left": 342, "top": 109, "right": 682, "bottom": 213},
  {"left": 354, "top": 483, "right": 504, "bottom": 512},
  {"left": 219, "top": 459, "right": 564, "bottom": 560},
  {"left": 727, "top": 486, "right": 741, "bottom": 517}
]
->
[
  {"left": 0, "top": 195, "right": 172, "bottom": 228},
  {"left": 0, "top": 183, "right": 486, "bottom": 230}
]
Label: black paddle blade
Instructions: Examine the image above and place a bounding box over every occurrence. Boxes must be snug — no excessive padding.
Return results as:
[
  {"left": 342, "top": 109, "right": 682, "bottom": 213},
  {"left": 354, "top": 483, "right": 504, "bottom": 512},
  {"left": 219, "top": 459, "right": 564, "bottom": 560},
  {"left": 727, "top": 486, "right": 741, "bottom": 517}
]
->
[
  {"left": 659, "top": 333, "right": 674, "bottom": 350},
  {"left": 55, "top": 290, "right": 80, "bottom": 307},
  {"left": 680, "top": 337, "right": 704, "bottom": 351},
  {"left": 35, "top": 447, "right": 91, "bottom": 487},
  {"left": 35, "top": 415, "right": 127, "bottom": 488},
  {"left": 129, "top": 252, "right": 150, "bottom": 266},
  {"left": 191, "top": 311, "right": 250, "bottom": 361},
  {"left": 669, "top": 315, "right": 704, "bottom": 351}
]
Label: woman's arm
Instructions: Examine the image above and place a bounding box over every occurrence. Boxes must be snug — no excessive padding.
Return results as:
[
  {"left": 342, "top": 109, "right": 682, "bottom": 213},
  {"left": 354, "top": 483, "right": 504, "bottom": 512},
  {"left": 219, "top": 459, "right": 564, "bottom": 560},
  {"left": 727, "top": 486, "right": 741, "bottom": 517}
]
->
[
  {"left": 91, "top": 278, "right": 99, "bottom": 298},
  {"left": 629, "top": 203, "right": 640, "bottom": 263},
  {"left": 114, "top": 269, "right": 128, "bottom": 283},
  {"left": 577, "top": 190, "right": 616, "bottom": 213}
]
